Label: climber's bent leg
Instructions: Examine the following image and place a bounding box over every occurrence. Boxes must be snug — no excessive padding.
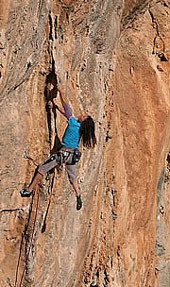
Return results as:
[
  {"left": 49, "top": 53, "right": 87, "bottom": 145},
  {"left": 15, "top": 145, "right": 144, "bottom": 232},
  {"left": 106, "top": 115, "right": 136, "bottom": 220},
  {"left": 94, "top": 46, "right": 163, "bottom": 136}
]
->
[
  {"left": 38, "top": 154, "right": 60, "bottom": 175},
  {"left": 20, "top": 172, "right": 44, "bottom": 197},
  {"left": 20, "top": 153, "right": 60, "bottom": 197},
  {"left": 28, "top": 172, "right": 43, "bottom": 192},
  {"left": 33, "top": 153, "right": 60, "bottom": 189}
]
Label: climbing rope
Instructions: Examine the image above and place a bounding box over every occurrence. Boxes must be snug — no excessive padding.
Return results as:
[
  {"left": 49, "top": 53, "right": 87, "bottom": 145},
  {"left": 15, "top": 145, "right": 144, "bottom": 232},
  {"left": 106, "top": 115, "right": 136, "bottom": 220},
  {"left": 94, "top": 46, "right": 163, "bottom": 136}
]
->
[
  {"left": 15, "top": 154, "right": 55, "bottom": 285},
  {"left": 15, "top": 70, "right": 59, "bottom": 286},
  {"left": 40, "top": 73, "right": 60, "bottom": 232},
  {"left": 14, "top": 194, "right": 34, "bottom": 287},
  {"left": 41, "top": 172, "right": 55, "bottom": 233},
  {"left": 14, "top": 233, "right": 24, "bottom": 287},
  {"left": 17, "top": 186, "right": 40, "bottom": 287}
]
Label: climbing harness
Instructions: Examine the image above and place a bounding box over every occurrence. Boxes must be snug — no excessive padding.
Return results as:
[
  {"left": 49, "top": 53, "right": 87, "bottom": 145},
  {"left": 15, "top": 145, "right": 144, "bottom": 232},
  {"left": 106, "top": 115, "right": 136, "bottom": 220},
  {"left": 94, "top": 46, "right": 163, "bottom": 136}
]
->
[
  {"left": 23, "top": 148, "right": 81, "bottom": 168},
  {"left": 57, "top": 150, "right": 71, "bottom": 167},
  {"left": 57, "top": 149, "right": 81, "bottom": 166},
  {"left": 70, "top": 149, "right": 81, "bottom": 165}
]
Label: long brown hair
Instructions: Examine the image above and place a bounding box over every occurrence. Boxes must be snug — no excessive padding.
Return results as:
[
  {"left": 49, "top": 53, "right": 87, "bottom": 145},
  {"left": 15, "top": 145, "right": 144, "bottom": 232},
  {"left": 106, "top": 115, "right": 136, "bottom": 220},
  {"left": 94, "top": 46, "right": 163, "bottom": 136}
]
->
[{"left": 80, "top": 116, "right": 97, "bottom": 148}]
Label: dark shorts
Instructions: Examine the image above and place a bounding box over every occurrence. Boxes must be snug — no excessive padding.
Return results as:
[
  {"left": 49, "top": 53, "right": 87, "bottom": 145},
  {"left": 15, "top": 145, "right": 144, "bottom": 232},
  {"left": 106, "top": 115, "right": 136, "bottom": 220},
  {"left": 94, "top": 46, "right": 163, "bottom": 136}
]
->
[{"left": 38, "top": 148, "right": 77, "bottom": 183}]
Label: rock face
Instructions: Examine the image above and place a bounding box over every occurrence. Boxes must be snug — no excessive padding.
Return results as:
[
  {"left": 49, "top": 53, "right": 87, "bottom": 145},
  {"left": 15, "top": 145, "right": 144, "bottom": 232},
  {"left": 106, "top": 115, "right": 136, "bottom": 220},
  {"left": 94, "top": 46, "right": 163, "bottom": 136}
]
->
[{"left": 0, "top": 0, "right": 170, "bottom": 286}]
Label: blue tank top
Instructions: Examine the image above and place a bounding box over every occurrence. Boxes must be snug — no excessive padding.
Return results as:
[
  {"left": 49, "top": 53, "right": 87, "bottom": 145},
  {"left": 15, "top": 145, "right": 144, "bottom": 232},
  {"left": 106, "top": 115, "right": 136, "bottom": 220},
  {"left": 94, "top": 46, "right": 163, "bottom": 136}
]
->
[{"left": 61, "top": 117, "right": 81, "bottom": 149}]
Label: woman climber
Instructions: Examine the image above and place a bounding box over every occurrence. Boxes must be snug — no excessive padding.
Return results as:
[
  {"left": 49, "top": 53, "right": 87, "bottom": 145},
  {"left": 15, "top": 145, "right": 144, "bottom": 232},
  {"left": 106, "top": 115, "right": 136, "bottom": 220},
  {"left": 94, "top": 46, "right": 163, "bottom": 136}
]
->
[{"left": 20, "top": 84, "right": 97, "bottom": 210}]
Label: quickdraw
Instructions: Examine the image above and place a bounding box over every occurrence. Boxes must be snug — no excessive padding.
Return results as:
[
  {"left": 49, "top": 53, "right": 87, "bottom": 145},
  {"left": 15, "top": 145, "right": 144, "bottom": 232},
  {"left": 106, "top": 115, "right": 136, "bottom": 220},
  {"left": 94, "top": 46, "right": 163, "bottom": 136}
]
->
[{"left": 23, "top": 151, "right": 39, "bottom": 167}]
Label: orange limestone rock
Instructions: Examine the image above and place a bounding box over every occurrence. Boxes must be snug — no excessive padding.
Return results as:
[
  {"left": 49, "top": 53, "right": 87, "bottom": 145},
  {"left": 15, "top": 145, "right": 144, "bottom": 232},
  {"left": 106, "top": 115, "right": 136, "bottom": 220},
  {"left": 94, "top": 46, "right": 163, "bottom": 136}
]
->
[{"left": 0, "top": 0, "right": 170, "bottom": 286}]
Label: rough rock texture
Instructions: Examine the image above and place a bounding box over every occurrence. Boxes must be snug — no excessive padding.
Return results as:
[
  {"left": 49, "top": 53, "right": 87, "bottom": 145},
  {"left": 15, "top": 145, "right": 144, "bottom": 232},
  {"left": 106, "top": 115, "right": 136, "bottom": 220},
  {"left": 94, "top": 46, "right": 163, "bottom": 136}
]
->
[{"left": 0, "top": 0, "right": 170, "bottom": 286}]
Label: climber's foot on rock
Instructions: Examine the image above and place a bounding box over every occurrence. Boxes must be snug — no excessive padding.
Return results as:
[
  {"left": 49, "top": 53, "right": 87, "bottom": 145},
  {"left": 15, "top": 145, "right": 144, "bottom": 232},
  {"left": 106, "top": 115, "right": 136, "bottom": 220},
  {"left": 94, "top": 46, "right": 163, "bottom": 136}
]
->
[
  {"left": 76, "top": 195, "right": 82, "bottom": 210},
  {"left": 20, "top": 189, "right": 33, "bottom": 197}
]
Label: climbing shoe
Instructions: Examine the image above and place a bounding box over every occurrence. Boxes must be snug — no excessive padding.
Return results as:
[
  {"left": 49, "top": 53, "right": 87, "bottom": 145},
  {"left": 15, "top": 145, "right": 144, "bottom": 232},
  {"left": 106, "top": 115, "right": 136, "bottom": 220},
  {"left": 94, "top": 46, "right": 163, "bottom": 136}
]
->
[
  {"left": 20, "top": 189, "right": 33, "bottom": 197},
  {"left": 76, "top": 195, "right": 82, "bottom": 210}
]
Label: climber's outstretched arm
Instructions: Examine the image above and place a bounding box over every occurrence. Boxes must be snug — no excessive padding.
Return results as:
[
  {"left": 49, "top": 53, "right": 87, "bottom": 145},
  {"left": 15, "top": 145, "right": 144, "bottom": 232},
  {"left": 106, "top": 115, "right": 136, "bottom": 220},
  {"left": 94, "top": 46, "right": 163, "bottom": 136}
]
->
[
  {"left": 57, "top": 84, "right": 72, "bottom": 120},
  {"left": 54, "top": 104, "right": 66, "bottom": 117},
  {"left": 57, "top": 85, "right": 67, "bottom": 107}
]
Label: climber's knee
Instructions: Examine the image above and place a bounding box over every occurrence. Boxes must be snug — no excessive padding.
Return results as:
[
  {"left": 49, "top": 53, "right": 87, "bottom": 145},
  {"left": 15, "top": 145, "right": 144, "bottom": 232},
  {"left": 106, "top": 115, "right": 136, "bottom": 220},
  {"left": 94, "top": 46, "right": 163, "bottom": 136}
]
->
[
  {"left": 38, "top": 154, "right": 59, "bottom": 175},
  {"left": 37, "top": 171, "right": 44, "bottom": 177},
  {"left": 37, "top": 166, "right": 45, "bottom": 176}
]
